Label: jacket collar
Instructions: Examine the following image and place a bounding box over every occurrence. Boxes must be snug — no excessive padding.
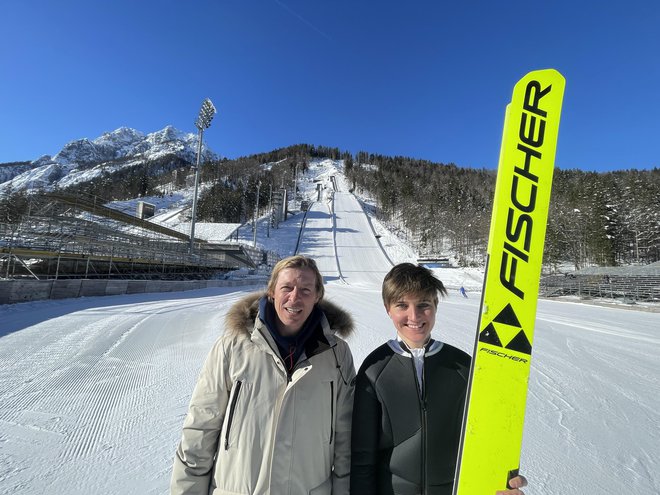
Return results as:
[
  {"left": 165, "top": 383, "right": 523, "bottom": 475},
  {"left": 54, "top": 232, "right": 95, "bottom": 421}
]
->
[{"left": 388, "top": 335, "right": 444, "bottom": 357}]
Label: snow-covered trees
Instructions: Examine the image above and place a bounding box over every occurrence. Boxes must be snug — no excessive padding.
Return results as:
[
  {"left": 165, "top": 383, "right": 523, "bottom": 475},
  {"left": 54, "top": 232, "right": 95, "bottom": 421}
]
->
[{"left": 346, "top": 155, "right": 659, "bottom": 267}]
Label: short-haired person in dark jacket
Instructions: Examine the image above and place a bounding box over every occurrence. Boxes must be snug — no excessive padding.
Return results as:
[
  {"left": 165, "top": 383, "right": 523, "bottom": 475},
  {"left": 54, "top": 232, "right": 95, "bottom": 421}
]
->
[{"left": 350, "top": 263, "right": 528, "bottom": 495}]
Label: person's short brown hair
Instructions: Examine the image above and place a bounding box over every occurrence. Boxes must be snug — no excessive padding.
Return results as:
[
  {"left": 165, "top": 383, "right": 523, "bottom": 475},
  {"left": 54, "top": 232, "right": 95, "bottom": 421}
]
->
[
  {"left": 267, "top": 255, "right": 325, "bottom": 300},
  {"left": 382, "top": 263, "right": 447, "bottom": 308}
]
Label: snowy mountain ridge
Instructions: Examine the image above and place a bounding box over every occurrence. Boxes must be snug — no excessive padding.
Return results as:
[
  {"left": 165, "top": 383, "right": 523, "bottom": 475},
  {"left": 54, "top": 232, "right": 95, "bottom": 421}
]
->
[{"left": 0, "top": 126, "right": 219, "bottom": 196}]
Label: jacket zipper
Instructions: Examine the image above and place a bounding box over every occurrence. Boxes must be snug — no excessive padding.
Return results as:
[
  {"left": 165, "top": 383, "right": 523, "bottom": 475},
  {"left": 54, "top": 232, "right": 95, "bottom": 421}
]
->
[
  {"left": 421, "top": 398, "right": 427, "bottom": 495},
  {"left": 410, "top": 354, "right": 427, "bottom": 495},
  {"left": 330, "top": 380, "right": 334, "bottom": 444},
  {"left": 254, "top": 323, "right": 325, "bottom": 489},
  {"left": 224, "top": 380, "right": 243, "bottom": 450}
]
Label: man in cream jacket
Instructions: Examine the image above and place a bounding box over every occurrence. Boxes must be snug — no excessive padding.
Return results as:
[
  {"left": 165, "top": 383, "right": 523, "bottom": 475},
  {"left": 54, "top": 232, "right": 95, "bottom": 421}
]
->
[{"left": 171, "top": 256, "right": 355, "bottom": 495}]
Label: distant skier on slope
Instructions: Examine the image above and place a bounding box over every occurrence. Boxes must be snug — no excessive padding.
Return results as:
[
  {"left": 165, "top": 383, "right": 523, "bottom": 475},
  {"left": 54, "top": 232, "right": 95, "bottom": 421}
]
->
[{"left": 459, "top": 286, "right": 468, "bottom": 298}]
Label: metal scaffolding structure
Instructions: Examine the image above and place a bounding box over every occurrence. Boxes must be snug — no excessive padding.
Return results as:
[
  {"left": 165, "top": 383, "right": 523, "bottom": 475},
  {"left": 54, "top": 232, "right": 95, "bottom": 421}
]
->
[{"left": 0, "top": 192, "right": 261, "bottom": 280}]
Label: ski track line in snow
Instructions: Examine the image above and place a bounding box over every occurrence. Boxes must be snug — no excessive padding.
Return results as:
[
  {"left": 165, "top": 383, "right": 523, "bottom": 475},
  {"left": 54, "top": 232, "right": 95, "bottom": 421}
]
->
[
  {"left": 332, "top": 192, "right": 391, "bottom": 288},
  {"left": 584, "top": 354, "right": 660, "bottom": 423},
  {"left": 58, "top": 312, "right": 160, "bottom": 461},
  {"left": 0, "top": 321, "right": 104, "bottom": 426},
  {"left": 56, "top": 296, "right": 225, "bottom": 462},
  {"left": 328, "top": 176, "right": 346, "bottom": 282},
  {"left": 533, "top": 319, "right": 660, "bottom": 441},
  {"left": 1, "top": 294, "right": 229, "bottom": 481},
  {"left": 530, "top": 364, "right": 576, "bottom": 414},
  {"left": 330, "top": 198, "right": 347, "bottom": 284},
  {"left": 622, "top": 448, "right": 659, "bottom": 493},
  {"left": 298, "top": 199, "right": 344, "bottom": 282},
  {"left": 537, "top": 313, "right": 660, "bottom": 346},
  {"left": 527, "top": 367, "right": 576, "bottom": 442}
]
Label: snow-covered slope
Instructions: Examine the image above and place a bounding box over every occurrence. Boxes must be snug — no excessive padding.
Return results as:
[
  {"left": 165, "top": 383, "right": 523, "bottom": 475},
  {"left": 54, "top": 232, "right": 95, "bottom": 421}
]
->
[
  {"left": 0, "top": 126, "right": 218, "bottom": 196},
  {"left": 1, "top": 159, "right": 659, "bottom": 494}
]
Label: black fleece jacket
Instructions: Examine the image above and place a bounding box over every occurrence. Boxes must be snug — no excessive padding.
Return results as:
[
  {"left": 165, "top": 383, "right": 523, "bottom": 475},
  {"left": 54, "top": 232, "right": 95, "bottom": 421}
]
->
[{"left": 350, "top": 341, "right": 471, "bottom": 495}]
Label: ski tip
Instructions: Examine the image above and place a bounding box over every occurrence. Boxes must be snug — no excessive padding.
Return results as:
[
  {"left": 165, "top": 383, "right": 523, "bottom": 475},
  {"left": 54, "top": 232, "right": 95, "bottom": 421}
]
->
[{"left": 524, "top": 68, "right": 565, "bottom": 83}]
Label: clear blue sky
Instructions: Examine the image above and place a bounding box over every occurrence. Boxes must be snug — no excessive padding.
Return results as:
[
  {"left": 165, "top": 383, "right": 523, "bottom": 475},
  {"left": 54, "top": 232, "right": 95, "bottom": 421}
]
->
[{"left": 2, "top": 0, "right": 659, "bottom": 171}]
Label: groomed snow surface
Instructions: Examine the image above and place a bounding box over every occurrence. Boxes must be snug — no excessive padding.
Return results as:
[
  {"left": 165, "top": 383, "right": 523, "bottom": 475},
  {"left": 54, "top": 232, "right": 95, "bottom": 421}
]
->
[{"left": 1, "top": 161, "right": 659, "bottom": 494}]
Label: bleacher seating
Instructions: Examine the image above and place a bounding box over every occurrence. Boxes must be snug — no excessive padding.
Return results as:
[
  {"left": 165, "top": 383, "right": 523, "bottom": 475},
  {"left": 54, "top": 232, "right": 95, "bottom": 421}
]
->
[{"left": 540, "top": 272, "right": 660, "bottom": 302}]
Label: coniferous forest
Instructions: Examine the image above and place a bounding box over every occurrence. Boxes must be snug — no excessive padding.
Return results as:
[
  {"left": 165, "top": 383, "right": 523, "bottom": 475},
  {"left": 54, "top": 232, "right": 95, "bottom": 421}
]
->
[
  {"left": 344, "top": 153, "right": 659, "bottom": 270},
  {"left": 2, "top": 144, "right": 657, "bottom": 270},
  {"left": 190, "top": 145, "right": 659, "bottom": 270}
]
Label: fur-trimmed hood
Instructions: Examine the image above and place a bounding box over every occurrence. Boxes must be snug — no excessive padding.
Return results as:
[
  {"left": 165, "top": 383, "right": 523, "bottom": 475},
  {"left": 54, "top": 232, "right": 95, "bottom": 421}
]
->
[{"left": 225, "top": 291, "right": 354, "bottom": 338}]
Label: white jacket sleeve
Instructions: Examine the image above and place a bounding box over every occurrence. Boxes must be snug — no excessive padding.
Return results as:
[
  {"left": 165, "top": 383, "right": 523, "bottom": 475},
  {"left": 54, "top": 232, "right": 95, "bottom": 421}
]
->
[
  {"left": 331, "top": 340, "right": 356, "bottom": 495},
  {"left": 170, "top": 338, "right": 230, "bottom": 495}
]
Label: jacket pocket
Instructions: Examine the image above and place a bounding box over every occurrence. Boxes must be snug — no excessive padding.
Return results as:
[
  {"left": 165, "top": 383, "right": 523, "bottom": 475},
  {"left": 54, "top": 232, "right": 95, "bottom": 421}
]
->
[
  {"left": 224, "top": 380, "right": 243, "bottom": 450},
  {"left": 308, "top": 476, "right": 332, "bottom": 494}
]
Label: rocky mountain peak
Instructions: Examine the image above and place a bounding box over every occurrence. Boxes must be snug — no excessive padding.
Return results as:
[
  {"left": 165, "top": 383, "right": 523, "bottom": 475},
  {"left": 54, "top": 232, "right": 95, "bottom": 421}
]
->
[{"left": 0, "top": 126, "right": 219, "bottom": 197}]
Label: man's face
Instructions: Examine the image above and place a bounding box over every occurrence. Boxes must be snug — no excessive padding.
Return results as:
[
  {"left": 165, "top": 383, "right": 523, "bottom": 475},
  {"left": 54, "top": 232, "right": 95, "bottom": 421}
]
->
[
  {"left": 386, "top": 293, "right": 437, "bottom": 349},
  {"left": 270, "top": 267, "right": 321, "bottom": 336}
]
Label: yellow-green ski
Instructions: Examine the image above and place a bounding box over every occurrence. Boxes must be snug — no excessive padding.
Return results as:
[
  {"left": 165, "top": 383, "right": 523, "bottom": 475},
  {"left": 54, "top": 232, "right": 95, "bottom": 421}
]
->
[{"left": 453, "top": 69, "right": 565, "bottom": 494}]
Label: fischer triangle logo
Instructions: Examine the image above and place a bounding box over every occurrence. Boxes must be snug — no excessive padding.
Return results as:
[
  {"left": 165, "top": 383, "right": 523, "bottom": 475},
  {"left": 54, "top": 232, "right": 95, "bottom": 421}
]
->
[{"left": 478, "top": 303, "right": 532, "bottom": 355}]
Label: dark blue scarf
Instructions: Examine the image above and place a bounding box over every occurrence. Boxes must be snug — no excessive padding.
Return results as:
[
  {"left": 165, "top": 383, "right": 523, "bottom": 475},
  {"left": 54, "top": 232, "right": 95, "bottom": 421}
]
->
[{"left": 258, "top": 296, "right": 324, "bottom": 372}]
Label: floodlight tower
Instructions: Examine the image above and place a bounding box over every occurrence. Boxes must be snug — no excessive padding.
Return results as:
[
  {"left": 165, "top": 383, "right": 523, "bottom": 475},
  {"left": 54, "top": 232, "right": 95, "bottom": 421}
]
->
[
  {"left": 253, "top": 180, "right": 261, "bottom": 247},
  {"left": 189, "top": 98, "right": 217, "bottom": 253}
]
